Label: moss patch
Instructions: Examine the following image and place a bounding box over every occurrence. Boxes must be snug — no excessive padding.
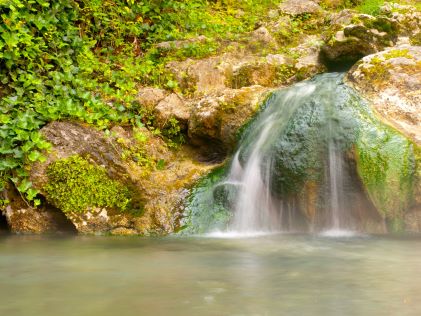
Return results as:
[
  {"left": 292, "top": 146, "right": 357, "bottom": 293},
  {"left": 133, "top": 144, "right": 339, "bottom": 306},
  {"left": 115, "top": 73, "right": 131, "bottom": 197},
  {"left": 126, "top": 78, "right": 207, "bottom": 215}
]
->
[
  {"left": 179, "top": 166, "right": 231, "bottom": 234},
  {"left": 45, "top": 155, "right": 132, "bottom": 213},
  {"left": 355, "top": 102, "right": 417, "bottom": 232}
]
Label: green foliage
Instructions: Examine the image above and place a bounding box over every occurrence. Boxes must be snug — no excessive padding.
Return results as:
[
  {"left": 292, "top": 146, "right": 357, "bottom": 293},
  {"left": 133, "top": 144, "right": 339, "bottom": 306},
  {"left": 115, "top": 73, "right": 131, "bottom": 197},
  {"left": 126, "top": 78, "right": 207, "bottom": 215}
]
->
[
  {"left": 0, "top": 0, "right": 124, "bottom": 202},
  {"left": 356, "top": 0, "right": 385, "bottom": 15},
  {"left": 161, "top": 117, "right": 185, "bottom": 148},
  {"left": 44, "top": 155, "right": 132, "bottom": 213},
  {"left": 0, "top": 0, "right": 302, "bottom": 204}
]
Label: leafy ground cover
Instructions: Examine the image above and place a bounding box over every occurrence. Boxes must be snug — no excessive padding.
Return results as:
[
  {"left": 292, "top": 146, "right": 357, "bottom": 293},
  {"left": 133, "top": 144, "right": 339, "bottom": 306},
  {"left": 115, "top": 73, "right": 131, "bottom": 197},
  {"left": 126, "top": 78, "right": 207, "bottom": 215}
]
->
[{"left": 0, "top": 0, "right": 415, "bottom": 206}]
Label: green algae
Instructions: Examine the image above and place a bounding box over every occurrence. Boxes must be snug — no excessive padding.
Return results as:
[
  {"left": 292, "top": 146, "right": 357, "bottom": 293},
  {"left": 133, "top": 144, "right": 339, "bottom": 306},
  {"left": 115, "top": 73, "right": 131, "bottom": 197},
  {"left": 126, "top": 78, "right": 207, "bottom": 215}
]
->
[
  {"left": 180, "top": 166, "right": 232, "bottom": 234},
  {"left": 354, "top": 107, "right": 417, "bottom": 232}
]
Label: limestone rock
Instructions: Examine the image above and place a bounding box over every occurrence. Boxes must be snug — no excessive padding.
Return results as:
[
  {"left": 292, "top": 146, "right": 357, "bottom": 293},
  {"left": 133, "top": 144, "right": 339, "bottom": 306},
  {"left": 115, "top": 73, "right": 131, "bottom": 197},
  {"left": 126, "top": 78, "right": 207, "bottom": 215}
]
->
[
  {"left": 30, "top": 121, "right": 135, "bottom": 191},
  {"left": 346, "top": 45, "right": 421, "bottom": 145},
  {"left": 166, "top": 55, "right": 233, "bottom": 95},
  {"left": 279, "top": 0, "right": 322, "bottom": 16},
  {"left": 137, "top": 87, "right": 168, "bottom": 111},
  {"left": 322, "top": 4, "right": 421, "bottom": 65},
  {"left": 248, "top": 26, "right": 279, "bottom": 51},
  {"left": 26, "top": 121, "right": 212, "bottom": 235},
  {"left": 380, "top": 3, "right": 421, "bottom": 38},
  {"left": 291, "top": 35, "right": 327, "bottom": 78},
  {"left": 188, "top": 85, "right": 272, "bottom": 151},
  {"left": 321, "top": 14, "right": 398, "bottom": 64},
  {"left": 229, "top": 54, "right": 296, "bottom": 89},
  {"left": 154, "top": 93, "right": 190, "bottom": 129},
  {"left": 156, "top": 35, "right": 208, "bottom": 51}
]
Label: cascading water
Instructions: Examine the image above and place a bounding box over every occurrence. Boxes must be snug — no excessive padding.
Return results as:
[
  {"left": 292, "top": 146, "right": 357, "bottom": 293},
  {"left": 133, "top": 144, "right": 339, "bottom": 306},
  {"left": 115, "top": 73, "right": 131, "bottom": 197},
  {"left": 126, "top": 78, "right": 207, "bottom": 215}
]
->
[
  {"left": 225, "top": 73, "right": 361, "bottom": 234},
  {"left": 183, "top": 73, "right": 394, "bottom": 235},
  {"left": 227, "top": 82, "right": 317, "bottom": 233}
]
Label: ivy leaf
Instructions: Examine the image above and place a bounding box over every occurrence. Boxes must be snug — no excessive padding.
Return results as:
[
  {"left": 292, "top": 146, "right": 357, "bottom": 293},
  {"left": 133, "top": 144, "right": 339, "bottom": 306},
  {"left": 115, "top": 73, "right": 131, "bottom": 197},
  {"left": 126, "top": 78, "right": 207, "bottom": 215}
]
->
[
  {"left": 28, "top": 150, "right": 42, "bottom": 162},
  {"left": 0, "top": 158, "right": 19, "bottom": 171},
  {"left": 26, "top": 188, "right": 39, "bottom": 201},
  {"left": 17, "top": 178, "right": 32, "bottom": 193}
]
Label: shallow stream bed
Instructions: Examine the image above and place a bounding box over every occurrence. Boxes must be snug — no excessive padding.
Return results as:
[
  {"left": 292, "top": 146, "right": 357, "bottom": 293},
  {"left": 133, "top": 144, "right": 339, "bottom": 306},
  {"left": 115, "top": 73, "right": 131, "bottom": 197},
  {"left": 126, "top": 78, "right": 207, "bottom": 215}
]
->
[{"left": 0, "top": 234, "right": 420, "bottom": 315}]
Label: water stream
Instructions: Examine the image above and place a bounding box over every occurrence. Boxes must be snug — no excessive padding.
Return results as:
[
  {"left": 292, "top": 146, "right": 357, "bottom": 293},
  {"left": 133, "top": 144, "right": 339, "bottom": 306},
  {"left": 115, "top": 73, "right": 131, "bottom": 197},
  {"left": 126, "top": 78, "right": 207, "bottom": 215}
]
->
[{"left": 214, "top": 73, "right": 371, "bottom": 235}]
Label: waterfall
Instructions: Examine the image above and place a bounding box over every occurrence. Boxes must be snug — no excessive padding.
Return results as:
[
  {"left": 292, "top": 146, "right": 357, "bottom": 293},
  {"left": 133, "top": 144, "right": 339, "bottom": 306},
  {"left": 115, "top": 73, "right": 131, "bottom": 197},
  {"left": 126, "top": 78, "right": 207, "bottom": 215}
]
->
[
  {"left": 184, "top": 73, "right": 387, "bottom": 236},
  {"left": 228, "top": 82, "right": 318, "bottom": 233},
  {"left": 225, "top": 73, "right": 358, "bottom": 233}
]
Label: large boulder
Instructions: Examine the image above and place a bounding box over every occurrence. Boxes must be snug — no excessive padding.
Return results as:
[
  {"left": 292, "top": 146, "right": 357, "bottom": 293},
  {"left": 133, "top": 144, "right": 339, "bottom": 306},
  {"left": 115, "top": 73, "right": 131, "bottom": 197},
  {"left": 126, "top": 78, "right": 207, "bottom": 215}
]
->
[
  {"left": 346, "top": 45, "right": 421, "bottom": 145},
  {"left": 22, "top": 121, "right": 212, "bottom": 235},
  {"left": 346, "top": 46, "right": 421, "bottom": 232}
]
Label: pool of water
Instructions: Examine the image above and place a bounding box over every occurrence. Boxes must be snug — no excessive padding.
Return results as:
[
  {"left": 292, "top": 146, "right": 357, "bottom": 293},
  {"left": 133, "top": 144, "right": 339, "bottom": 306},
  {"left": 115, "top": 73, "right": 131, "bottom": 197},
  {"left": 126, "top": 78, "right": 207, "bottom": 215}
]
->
[{"left": 0, "top": 233, "right": 420, "bottom": 315}]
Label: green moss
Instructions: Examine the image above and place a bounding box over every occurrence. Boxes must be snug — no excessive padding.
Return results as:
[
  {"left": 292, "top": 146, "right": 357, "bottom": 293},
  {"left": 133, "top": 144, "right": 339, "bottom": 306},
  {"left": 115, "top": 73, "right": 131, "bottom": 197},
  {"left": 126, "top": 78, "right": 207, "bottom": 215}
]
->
[
  {"left": 356, "top": 0, "right": 385, "bottom": 15},
  {"left": 410, "top": 32, "right": 421, "bottom": 46},
  {"left": 355, "top": 108, "right": 417, "bottom": 231},
  {"left": 383, "top": 48, "right": 412, "bottom": 60},
  {"left": 179, "top": 166, "right": 232, "bottom": 234},
  {"left": 45, "top": 155, "right": 132, "bottom": 213}
]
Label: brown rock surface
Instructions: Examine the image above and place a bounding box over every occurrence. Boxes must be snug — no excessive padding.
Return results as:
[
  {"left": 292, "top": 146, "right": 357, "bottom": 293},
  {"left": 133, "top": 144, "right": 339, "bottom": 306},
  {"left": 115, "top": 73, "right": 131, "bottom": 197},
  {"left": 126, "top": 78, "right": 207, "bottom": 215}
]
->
[
  {"left": 346, "top": 45, "right": 421, "bottom": 145},
  {"left": 188, "top": 85, "right": 272, "bottom": 151},
  {"left": 25, "top": 121, "right": 213, "bottom": 235}
]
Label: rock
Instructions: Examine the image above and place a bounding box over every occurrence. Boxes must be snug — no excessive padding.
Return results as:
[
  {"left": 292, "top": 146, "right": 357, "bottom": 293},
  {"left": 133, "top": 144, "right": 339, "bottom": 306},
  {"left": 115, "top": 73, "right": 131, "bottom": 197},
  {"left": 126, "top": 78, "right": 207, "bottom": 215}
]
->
[
  {"left": 380, "top": 3, "right": 421, "bottom": 38},
  {"left": 30, "top": 121, "right": 135, "bottom": 191},
  {"left": 166, "top": 50, "right": 294, "bottom": 94},
  {"left": 321, "top": 14, "right": 398, "bottom": 65},
  {"left": 1, "top": 185, "right": 76, "bottom": 234},
  {"left": 291, "top": 35, "right": 327, "bottom": 78},
  {"left": 346, "top": 45, "right": 421, "bottom": 145},
  {"left": 26, "top": 121, "right": 213, "bottom": 235},
  {"left": 346, "top": 47, "right": 421, "bottom": 231},
  {"left": 279, "top": 0, "right": 322, "bottom": 16},
  {"left": 154, "top": 93, "right": 190, "bottom": 129},
  {"left": 137, "top": 87, "right": 168, "bottom": 111},
  {"left": 248, "top": 26, "right": 279, "bottom": 51},
  {"left": 188, "top": 85, "right": 272, "bottom": 152},
  {"left": 166, "top": 55, "right": 233, "bottom": 95},
  {"left": 66, "top": 207, "right": 135, "bottom": 235},
  {"left": 230, "top": 57, "right": 292, "bottom": 89},
  {"left": 156, "top": 35, "right": 208, "bottom": 51},
  {"left": 322, "top": 4, "right": 421, "bottom": 66},
  {"left": 330, "top": 9, "right": 356, "bottom": 26},
  {"left": 404, "top": 208, "right": 421, "bottom": 233}
]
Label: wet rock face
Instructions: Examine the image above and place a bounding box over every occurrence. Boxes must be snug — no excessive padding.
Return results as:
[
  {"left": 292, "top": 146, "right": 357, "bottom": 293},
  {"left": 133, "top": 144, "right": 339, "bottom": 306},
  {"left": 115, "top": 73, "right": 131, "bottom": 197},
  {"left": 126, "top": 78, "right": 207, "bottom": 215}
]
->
[
  {"left": 345, "top": 46, "right": 421, "bottom": 232},
  {"left": 346, "top": 45, "right": 421, "bottom": 145}
]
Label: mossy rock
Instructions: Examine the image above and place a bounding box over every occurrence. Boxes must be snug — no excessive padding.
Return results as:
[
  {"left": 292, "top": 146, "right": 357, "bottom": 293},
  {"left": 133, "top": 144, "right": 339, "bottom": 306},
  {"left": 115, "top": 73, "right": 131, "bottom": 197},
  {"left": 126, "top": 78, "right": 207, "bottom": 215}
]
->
[
  {"left": 355, "top": 111, "right": 418, "bottom": 232},
  {"left": 180, "top": 166, "right": 232, "bottom": 234},
  {"left": 44, "top": 155, "right": 133, "bottom": 213}
]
